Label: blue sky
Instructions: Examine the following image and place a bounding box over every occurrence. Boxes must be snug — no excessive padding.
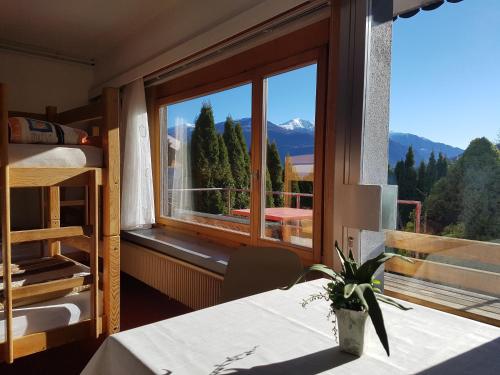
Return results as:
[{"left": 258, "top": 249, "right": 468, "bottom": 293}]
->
[
  {"left": 391, "top": 0, "right": 500, "bottom": 149},
  {"left": 167, "top": 64, "right": 317, "bottom": 127}
]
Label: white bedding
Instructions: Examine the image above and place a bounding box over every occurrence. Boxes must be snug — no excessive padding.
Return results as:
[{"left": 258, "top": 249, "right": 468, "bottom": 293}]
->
[
  {"left": 7, "top": 144, "right": 103, "bottom": 168},
  {"left": 0, "top": 290, "right": 102, "bottom": 342}
]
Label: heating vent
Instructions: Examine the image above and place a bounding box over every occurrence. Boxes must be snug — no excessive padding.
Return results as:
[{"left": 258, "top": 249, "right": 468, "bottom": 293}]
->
[{"left": 121, "top": 241, "right": 223, "bottom": 310}]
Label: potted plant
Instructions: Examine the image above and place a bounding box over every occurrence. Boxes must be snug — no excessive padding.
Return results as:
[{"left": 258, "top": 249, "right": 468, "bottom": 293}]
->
[{"left": 284, "top": 241, "right": 411, "bottom": 357}]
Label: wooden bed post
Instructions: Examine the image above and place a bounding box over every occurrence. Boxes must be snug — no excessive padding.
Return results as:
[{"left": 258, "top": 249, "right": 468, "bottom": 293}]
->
[
  {"left": 0, "top": 83, "right": 14, "bottom": 363},
  {"left": 45, "top": 106, "right": 61, "bottom": 256},
  {"left": 102, "top": 87, "right": 120, "bottom": 335}
]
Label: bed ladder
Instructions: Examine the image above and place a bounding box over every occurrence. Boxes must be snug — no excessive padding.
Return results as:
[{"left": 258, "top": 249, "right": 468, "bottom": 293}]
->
[{"left": 1, "top": 164, "right": 100, "bottom": 364}]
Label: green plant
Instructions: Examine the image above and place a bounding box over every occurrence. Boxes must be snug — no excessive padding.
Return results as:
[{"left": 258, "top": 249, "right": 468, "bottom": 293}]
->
[{"left": 284, "top": 241, "right": 412, "bottom": 356}]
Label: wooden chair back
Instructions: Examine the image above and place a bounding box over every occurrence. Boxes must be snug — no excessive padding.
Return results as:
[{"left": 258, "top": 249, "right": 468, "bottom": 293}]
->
[{"left": 220, "top": 246, "right": 303, "bottom": 303}]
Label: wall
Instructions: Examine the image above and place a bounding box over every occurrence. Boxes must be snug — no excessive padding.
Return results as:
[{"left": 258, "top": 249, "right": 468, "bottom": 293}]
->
[
  {"left": 0, "top": 50, "right": 94, "bottom": 113},
  {"left": 0, "top": 50, "right": 94, "bottom": 228}
]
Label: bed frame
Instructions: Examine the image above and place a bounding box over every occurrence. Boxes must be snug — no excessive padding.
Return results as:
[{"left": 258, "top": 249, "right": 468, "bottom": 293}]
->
[{"left": 0, "top": 83, "right": 120, "bottom": 363}]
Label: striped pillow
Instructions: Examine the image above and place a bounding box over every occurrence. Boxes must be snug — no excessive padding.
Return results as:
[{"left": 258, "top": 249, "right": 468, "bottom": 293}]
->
[{"left": 8, "top": 117, "right": 88, "bottom": 145}]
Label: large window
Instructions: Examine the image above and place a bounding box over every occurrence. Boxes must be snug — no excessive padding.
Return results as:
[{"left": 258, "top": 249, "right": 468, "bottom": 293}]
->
[
  {"left": 155, "top": 45, "right": 326, "bottom": 261},
  {"left": 262, "top": 64, "right": 318, "bottom": 248},
  {"left": 386, "top": 1, "right": 500, "bottom": 324},
  {"left": 160, "top": 84, "right": 252, "bottom": 234}
]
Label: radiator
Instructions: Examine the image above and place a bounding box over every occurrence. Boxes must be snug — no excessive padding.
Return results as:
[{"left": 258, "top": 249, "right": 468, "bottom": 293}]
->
[{"left": 121, "top": 241, "right": 223, "bottom": 310}]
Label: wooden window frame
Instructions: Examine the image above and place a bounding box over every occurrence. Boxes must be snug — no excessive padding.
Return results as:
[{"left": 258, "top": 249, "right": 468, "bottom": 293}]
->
[{"left": 148, "top": 21, "right": 329, "bottom": 265}]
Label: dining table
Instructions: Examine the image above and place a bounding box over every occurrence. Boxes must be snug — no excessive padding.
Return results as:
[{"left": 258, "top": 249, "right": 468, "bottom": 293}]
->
[{"left": 82, "top": 279, "right": 500, "bottom": 374}]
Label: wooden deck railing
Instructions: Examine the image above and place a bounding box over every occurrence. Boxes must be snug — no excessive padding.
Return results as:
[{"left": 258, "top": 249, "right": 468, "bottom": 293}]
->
[{"left": 385, "top": 230, "right": 500, "bottom": 297}]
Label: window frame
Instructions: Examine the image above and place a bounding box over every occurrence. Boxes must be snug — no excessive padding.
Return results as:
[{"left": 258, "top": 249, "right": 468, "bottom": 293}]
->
[{"left": 149, "top": 23, "right": 329, "bottom": 264}]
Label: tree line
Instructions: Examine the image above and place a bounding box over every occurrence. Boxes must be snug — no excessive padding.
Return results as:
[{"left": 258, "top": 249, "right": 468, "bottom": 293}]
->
[
  {"left": 190, "top": 103, "right": 287, "bottom": 215},
  {"left": 390, "top": 138, "right": 500, "bottom": 241}
]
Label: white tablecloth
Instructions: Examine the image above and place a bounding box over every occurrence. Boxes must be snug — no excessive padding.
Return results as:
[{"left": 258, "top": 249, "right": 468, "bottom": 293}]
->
[{"left": 82, "top": 279, "right": 500, "bottom": 374}]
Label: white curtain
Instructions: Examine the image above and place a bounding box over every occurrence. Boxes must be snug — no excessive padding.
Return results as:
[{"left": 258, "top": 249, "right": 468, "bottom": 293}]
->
[{"left": 120, "top": 78, "right": 155, "bottom": 230}]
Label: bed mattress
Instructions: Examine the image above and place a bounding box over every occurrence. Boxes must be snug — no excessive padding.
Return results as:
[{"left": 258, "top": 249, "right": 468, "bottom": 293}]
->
[
  {"left": 7, "top": 144, "right": 103, "bottom": 168},
  {"left": 0, "top": 290, "right": 102, "bottom": 343}
]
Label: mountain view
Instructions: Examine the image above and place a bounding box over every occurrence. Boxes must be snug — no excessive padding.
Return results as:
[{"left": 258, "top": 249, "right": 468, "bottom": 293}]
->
[{"left": 169, "top": 118, "right": 464, "bottom": 164}]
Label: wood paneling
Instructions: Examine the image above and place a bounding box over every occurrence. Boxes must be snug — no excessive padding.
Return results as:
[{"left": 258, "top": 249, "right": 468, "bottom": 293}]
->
[{"left": 9, "top": 168, "right": 101, "bottom": 187}]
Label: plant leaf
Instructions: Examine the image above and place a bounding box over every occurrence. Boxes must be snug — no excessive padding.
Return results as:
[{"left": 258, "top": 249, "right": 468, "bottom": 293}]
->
[
  {"left": 281, "top": 264, "right": 341, "bottom": 290},
  {"left": 343, "top": 283, "right": 358, "bottom": 299},
  {"left": 376, "top": 294, "right": 412, "bottom": 311},
  {"left": 356, "top": 252, "right": 413, "bottom": 283},
  {"left": 357, "top": 285, "right": 390, "bottom": 356},
  {"left": 335, "top": 241, "right": 356, "bottom": 278}
]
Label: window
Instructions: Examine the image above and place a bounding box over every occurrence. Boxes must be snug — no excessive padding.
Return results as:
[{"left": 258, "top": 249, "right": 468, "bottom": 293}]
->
[
  {"left": 159, "top": 83, "right": 252, "bottom": 234},
  {"left": 386, "top": 1, "right": 500, "bottom": 324},
  {"left": 262, "top": 64, "right": 318, "bottom": 248},
  {"left": 154, "top": 42, "right": 327, "bottom": 262}
]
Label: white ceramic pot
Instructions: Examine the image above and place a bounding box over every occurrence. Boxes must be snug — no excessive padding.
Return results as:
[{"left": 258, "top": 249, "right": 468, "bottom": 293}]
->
[{"left": 334, "top": 308, "right": 369, "bottom": 356}]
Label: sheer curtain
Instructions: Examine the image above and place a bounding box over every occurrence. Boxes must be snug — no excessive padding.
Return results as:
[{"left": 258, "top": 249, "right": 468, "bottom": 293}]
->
[{"left": 120, "top": 78, "right": 155, "bottom": 230}]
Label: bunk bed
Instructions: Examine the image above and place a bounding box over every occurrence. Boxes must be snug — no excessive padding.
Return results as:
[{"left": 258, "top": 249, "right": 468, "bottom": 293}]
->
[{"left": 0, "top": 83, "right": 120, "bottom": 363}]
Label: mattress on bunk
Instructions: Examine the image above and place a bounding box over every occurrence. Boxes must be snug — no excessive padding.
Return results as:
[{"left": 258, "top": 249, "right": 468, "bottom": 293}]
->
[
  {"left": 0, "top": 290, "right": 102, "bottom": 343},
  {"left": 7, "top": 143, "right": 103, "bottom": 168}
]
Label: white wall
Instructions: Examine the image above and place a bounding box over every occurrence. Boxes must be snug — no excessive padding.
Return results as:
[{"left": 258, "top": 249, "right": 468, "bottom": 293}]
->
[
  {"left": 0, "top": 50, "right": 94, "bottom": 229},
  {"left": 92, "top": 0, "right": 308, "bottom": 94},
  {"left": 0, "top": 50, "right": 94, "bottom": 113}
]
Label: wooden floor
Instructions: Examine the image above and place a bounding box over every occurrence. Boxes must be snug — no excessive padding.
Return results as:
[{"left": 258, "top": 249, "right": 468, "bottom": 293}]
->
[
  {"left": 385, "top": 272, "right": 500, "bottom": 326},
  {"left": 0, "top": 272, "right": 192, "bottom": 375}
]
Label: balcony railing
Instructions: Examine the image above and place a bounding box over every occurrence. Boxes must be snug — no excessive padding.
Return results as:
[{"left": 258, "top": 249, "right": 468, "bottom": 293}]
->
[{"left": 385, "top": 230, "right": 500, "bottom": 326}]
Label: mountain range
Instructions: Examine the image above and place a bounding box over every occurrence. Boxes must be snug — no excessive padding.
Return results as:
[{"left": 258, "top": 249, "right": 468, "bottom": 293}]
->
[{"left": 168, "top": 118, "right": 464, "bottom": 166}]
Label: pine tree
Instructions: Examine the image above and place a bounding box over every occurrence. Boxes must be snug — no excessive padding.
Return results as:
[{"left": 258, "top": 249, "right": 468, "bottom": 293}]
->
[
  {"left": 223, "top": 117, "right": 248, "bottom": 209},
  {"left": 425, "top": 151, "right": 437, "bottom": 194},
  {"left": 436, "top": 152, "right": 448, "bottom": 180},
  {"left": 395, "top": 146, "right": 417, "bottom": 227},
  {"left": 265, "top": 168, "right": 274, "bottom": 208},
  {"left": 267, "top": 141, "right": 284, "bottom": 207},
  {"left": 190, "top": 103, "right": 223, "bottom": 214},
  {"left": 235, "top": 122, "right": 251, "bottom": 206},
  {"left": 416, "top": 161, "right": 427, "bottom": 200},
  {"left": 215, "top": 133, "right": 234, "bottom": 214}
]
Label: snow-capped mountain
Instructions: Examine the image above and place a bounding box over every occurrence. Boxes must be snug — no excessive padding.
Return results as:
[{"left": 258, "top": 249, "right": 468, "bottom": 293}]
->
[{"left": 278, "top": 118, "right": 314, "bottom": 131}]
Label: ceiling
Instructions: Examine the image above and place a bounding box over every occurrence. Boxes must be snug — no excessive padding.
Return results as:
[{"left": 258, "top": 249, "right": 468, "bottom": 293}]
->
[{"left": 0, "top": 0, "right": 180, "bottom": 59}]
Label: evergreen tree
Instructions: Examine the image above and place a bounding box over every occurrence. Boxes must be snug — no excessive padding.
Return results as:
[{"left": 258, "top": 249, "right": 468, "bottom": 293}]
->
[
  {"left": 436, "top": 152, "right": 448, "bottom": 180},
  {"left": 396, "top": 146, "right": 417, "bottom": 227},
  {"left": 235, "top": 122, "right": 251, "bottom": 205},
  {"left": 425, "top": 151, "right": 437, "bottom": 193},
  {"left": 426, "top": 137, "right": 500, "bottom": 240},
  {"left": 223, "top": 117, "right": 248, "bottom": 209},
  {"left": 215, "top": 133, "right": 234, "bottom": 214},
  {"left": 416, "top": 161, "right": 427, "bottom": 200},
  {"left": 267, "top": 141, "right": 284, "bottom": 207},
  {"left": 190, "top": 103, "right": 223, "bottom": 214},
  {"left": 265, "top": 168, "right": 274, "bottom": 208}
]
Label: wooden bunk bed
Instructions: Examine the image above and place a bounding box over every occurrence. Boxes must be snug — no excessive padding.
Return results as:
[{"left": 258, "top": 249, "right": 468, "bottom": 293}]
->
[{"left": 0, "top": 83, "right": 120, "bottom": 363}]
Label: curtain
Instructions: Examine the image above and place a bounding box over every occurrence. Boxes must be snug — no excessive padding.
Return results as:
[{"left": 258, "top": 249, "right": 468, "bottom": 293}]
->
[{"left": 120, "top": 78, "right": 155, "bottom": 230}]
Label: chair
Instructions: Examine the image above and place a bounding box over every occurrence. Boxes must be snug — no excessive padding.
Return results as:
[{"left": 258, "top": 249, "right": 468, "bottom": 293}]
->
[{"left": 220, "top": 246, "right": 303, "bottom": 303}]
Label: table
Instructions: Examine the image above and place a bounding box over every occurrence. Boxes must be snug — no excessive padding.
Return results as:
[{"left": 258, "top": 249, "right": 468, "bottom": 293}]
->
[
  {"left": 231, "top": 207, "right": 313, "bottom": 242},
  {"left": 82, "top": 279, "right": 500, "bottom": 374}
]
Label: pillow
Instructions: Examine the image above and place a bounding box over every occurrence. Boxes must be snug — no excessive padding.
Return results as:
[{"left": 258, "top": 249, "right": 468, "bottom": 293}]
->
[{"left": 8, "top": 117, "right": 88, "bottom": 145}]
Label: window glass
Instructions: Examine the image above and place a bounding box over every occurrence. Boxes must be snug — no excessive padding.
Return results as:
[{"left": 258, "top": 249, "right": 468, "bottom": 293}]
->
[
  {"left": 260, "top": 64, "right": 317, "bottom": 248},
  {"left": 387, "top": 1, "right": 500, "bottom": 322},
  {"left": 160, "top": 83, "right": 252, "bottom": 234}
]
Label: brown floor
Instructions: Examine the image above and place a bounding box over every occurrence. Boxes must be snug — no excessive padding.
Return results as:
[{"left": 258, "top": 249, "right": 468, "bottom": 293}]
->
[{"left": 0, "top": 273, "right": 192, "bottom": 375}]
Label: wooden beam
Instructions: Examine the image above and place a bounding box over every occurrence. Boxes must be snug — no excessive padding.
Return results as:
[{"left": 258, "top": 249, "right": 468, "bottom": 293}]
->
[
  {"left": 90, "top": 170, "right": 100, "bottom": 338},
  {"left": 11, "top": 275, "right": 91, "bottom": 300},
  {"left": 103, "top": 235, "right": 120, "bottom": 334},
  {"left": 1, "top": 82, "right": 14, "bottom": 363},
  {"left": 47, "top": 186, "right": 61, "bottom": 256},
  {"left": 11, "top": 226, "right": 85, "bottom": 244},
  {"left": 386, "top": 257, "right": 500, "bottom": 297},
  {"left": 9, "top": 168, "right": 101, "bottom": 187},
  {"left": 57, "top": 102, "right": 102, "bottom": 125},
  {"left": 386, "top": 230, "right": 500, "bottom": 266}
]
